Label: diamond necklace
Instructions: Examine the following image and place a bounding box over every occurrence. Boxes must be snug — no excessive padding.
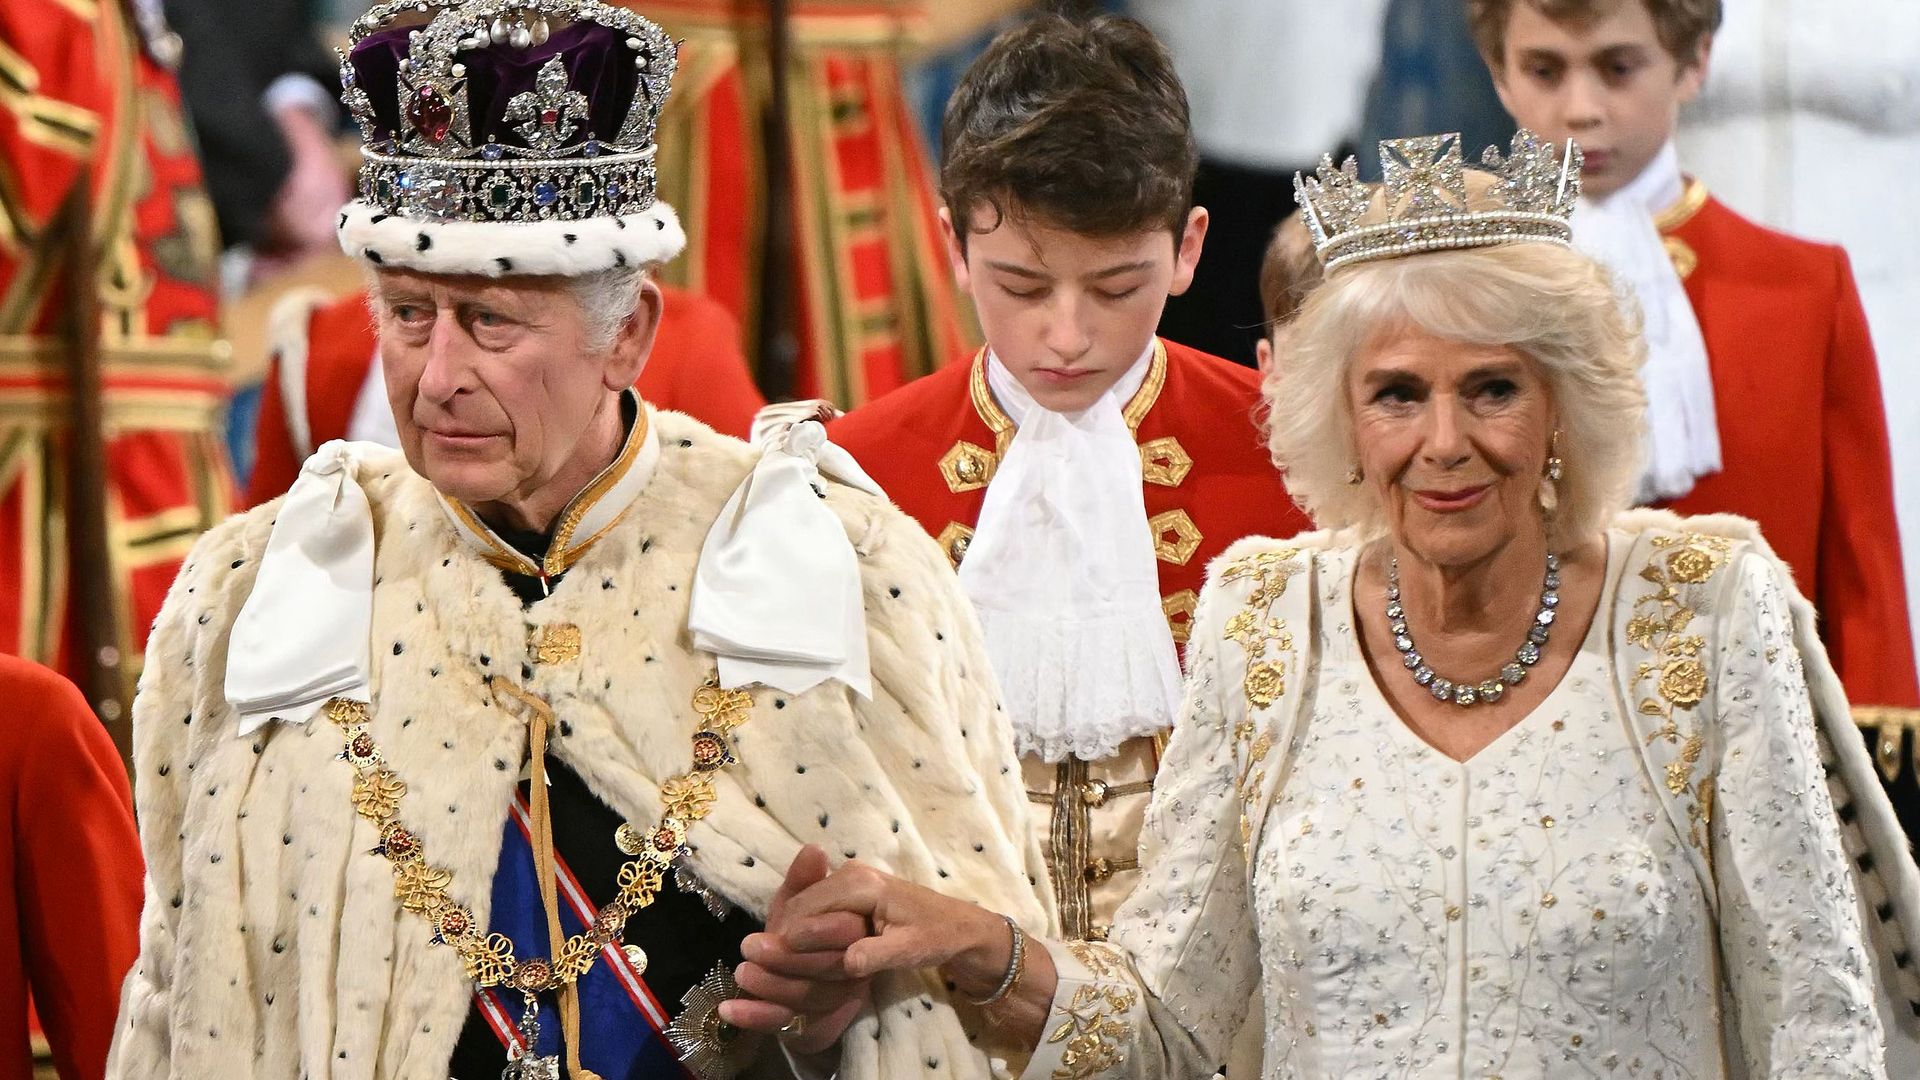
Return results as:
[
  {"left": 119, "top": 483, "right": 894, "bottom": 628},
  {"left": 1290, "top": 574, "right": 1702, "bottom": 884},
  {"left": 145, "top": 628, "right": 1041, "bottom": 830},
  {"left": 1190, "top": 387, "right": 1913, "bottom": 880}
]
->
[{"left": 1387, "top": 552, "right": 1560, "bottom": 707}]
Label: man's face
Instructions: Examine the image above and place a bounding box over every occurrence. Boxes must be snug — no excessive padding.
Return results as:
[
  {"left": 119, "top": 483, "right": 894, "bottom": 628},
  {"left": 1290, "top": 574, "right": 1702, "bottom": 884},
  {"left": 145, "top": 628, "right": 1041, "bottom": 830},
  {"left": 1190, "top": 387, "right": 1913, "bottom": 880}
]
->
[
  {"left": 1490, "top": 1, "right": 1709, "bottom": 199},
  {"left": 372, "top": 269, "right": 659, "bottom": 515},
  {"left": 942, "top": 202, "right": 1207, "bottom": 413}
]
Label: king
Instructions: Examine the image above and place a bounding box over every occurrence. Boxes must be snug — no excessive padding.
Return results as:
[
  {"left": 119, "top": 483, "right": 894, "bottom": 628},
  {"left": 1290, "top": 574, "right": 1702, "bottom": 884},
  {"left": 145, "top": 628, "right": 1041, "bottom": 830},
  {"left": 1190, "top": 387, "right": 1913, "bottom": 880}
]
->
[{"left": 104, "top": 3, "right": 1049, "bottom": 1078}]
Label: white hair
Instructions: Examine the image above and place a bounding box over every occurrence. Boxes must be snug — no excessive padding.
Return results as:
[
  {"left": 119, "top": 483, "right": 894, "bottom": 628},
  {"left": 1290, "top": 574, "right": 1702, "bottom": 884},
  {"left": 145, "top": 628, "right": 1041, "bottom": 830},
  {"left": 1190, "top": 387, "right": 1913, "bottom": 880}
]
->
[
  {"left": 565, "top": 266, "right": 648, "bottom": 352},
  {"left": 1264, "top": 240, "right": 1649, "bottom": 550}
]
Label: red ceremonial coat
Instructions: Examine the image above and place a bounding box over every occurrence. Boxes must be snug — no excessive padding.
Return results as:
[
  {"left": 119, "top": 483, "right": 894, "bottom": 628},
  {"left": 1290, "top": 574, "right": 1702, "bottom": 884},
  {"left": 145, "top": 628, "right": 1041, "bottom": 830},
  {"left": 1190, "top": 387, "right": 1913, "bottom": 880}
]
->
[
  {"left": 246, "top": 286, "right": 768, "bottom": 506},
  {"left": 0, "top": 655, "right": 143, "bottom": 1080},
  {"left": 0, "top": 0, "right": 233, "bottom": 700},
  {"left": 634, "top": 0, "right": 974, "bottom": 407},
  {"left": 1654, "top": 180, "right": 1920, "bottom": 824},
  {"left": 828, "top": 337, "right": 1310, "bottom": 936},
  {"left": 828, "top": 338, "right": 1312, "bottom": 647}
]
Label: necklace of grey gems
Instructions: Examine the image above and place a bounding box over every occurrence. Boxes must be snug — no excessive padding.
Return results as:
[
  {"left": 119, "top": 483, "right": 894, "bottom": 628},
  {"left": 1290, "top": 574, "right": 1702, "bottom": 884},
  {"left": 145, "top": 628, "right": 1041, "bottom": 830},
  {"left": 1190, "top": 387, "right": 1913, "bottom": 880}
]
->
[{"left": 1387, "top": 552, "right": 1561, "bottom": 707}]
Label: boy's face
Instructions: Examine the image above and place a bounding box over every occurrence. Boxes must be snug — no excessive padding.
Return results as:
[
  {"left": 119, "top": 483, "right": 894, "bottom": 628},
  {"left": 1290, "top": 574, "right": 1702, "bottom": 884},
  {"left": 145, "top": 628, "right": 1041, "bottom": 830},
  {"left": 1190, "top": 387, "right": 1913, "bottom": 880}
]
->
[
  {"left": 1489, "top": 1, "right": 1709, "bottom": 200},
  {"left": 941, "top": 202, "right": 1207, "bottom": 413}
]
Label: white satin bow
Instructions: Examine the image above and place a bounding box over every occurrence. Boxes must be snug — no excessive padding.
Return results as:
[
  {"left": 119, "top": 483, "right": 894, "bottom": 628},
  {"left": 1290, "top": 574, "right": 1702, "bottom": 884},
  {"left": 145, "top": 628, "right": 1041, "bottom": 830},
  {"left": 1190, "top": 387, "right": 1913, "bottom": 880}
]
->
[
  {"left": 689, "top": 420, "right": 882, "bottom": 698},
  {"left": 226, "top": 440, "right": 378, "bottom": 735}
]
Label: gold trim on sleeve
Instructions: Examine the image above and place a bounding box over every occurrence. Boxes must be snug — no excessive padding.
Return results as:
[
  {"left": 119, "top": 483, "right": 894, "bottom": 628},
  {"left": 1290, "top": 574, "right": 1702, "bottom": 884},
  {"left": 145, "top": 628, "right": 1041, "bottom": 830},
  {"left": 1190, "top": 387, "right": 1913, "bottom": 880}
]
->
[
  {"left": 1044, "top": 940, "right": 1138, "bottom": 1079},
  {"left": 1626, "top": 533, "right": 1734, "bottom": 850}
]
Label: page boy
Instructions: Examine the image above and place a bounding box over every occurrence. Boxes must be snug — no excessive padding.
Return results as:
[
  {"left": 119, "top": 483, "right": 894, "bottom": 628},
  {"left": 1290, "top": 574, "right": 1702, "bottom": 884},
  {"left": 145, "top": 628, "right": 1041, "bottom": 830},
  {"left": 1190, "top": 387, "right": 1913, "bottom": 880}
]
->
[{"left": 829, "top": 13, "right": 1312, "bottom": 941}]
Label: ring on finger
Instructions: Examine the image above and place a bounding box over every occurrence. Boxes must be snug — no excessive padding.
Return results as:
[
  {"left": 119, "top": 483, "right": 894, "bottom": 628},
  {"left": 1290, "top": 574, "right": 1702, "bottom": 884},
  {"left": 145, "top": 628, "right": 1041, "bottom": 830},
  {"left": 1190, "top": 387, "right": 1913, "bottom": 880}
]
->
[{"left": 779, "top": 1013, "right": 808, "bottom": 1038}]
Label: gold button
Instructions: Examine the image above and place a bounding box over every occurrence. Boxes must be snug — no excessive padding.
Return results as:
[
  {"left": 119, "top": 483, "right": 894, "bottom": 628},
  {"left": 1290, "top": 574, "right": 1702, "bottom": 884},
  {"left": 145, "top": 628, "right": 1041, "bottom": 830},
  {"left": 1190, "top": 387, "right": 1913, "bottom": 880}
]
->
[
  {"left": 1592, "top": 909, "right": 1607, "bottom": 921},
  {"left": 1570, "top": 1034, "right": 1584, "bottom": 1047},
  {"left": 1541, "top": 892, "right": 1557, "bottom": 908},
  {"left": 1085, "top": 924, "right": 1110, "bottom": 942},
  {"left": 1445, "top": 905, "right": 1462, "bottom": 921},
  {"left": 1085, "top": 857, "right": 1113, "bottom": 883},
  {"left": 1080, "top": 779, "right": 1110, "bottom": 807}
]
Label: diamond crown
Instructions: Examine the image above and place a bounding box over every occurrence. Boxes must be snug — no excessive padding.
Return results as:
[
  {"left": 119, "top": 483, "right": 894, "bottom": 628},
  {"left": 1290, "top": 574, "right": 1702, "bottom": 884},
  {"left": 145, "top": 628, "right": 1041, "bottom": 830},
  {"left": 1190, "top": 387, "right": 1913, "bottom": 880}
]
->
[
  {"left": 341, "top": 0, "right": 678, "bottom": 225},
  {"left": 1294, "top": 131, "right": 1583, "bottom": 272}
]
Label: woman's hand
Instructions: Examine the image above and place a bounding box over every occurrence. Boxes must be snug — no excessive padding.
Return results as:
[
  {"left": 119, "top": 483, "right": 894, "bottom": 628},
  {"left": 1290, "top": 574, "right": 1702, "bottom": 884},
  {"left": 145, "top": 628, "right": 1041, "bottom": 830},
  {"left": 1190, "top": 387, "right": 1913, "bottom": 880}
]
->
[
  {"left": 719, "top": 846, "right": 870, "bottom": 1055},
  {"left": 721, "top": 846, "right": 1058, "bottom": 1054}
]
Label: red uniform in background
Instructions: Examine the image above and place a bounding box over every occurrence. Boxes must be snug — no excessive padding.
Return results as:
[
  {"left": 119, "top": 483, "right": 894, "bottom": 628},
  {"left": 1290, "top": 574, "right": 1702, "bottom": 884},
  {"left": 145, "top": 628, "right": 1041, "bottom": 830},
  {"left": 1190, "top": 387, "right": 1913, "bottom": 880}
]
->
[
  {"left": 0, "top": 0, "right": 233, "bottom": 699},
  {"left": 829, "top": 337, "right": 1311, "bottom": 936},
  {"left": 1654, "top": 180, "right": 1920, "bottom": 818},
  {"left": 246, "top": 286, "right": 767, "bottom": 506},
  {"left": 0, "top": 655, "right": 143, "bottom": 1080},
  {"left": 638, "top": 0, "right": 974, "bottom": 407},
  {"left": 830, "top": 339, "right": 1311, "bottom": 633}
]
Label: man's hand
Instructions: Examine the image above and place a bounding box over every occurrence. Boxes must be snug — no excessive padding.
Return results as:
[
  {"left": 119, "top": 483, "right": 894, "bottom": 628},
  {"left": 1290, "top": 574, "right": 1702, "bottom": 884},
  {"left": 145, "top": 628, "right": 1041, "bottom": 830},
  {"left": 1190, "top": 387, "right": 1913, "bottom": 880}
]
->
[{"left": 720, "top": 846, "right": 870, "bottom": 1055}]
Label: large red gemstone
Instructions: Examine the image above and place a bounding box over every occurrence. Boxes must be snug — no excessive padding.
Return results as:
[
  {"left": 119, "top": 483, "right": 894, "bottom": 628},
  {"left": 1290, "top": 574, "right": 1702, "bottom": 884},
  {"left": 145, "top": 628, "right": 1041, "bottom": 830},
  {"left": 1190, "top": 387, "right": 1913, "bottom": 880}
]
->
[
  {"left": 540, "top": 107, "right": 559, "bottom": 126},
  {"left": 406, "top": 88, "right": 453, "bottom": 143}
]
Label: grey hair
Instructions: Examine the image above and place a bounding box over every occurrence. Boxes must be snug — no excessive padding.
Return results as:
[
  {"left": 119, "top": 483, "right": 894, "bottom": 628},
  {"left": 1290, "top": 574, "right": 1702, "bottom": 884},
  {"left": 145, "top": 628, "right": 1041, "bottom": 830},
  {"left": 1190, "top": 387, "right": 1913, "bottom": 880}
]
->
[
  {"left": 1264, "top": 240, "right": 1649, "bottom": 550},
  {"left": 565, "top": 265, "right": 648, "bottom": 352}
]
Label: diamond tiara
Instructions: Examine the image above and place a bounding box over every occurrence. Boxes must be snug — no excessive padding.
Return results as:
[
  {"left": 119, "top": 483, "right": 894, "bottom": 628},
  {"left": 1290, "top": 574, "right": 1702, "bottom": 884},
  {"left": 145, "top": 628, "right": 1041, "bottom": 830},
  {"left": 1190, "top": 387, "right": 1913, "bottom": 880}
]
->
[
  {"left": 340, "top": 0, "right": 677, "bottom": 226},
  {"left": 1294, "top": 131, "right": 1583, "bottom": 272}
]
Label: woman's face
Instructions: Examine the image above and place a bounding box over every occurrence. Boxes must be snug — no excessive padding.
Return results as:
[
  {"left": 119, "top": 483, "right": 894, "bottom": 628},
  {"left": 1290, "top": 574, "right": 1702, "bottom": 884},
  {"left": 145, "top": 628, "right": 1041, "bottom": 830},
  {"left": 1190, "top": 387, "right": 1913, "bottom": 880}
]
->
[{"left": 1348, "top": 323, "right": 1556, "bottom": 567}]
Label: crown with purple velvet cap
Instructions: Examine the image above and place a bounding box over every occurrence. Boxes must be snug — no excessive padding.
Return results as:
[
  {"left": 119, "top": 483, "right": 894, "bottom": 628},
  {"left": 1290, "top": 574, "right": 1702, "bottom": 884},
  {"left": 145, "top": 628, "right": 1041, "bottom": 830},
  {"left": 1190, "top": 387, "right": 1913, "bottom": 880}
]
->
[{"left": 335, "top": 0, "right": 684, "bottom": 276}]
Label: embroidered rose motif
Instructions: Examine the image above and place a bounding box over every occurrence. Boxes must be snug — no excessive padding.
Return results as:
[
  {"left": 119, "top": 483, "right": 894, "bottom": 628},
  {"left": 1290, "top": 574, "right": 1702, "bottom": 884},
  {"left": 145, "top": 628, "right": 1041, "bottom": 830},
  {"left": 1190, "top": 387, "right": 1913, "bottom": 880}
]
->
[
  {"left": 1626, "top": 613, "right": 1665, "bottom": 648},
  {"left": 1666, "top": 546, "right": 1718, "bottom": 584},
  {"left": 1244, "top": 661, "right": 1286, "bottom": 708},
  {"left": 1658, "top": 658, "right": 1708, "bottom": 707}
]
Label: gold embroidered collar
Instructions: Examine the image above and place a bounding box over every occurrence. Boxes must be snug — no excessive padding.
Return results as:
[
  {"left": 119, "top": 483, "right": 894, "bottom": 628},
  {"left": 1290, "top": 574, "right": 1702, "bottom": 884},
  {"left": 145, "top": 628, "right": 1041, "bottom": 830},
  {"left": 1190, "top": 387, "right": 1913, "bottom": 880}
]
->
[
  {"left": 967, "top": 339, "right": 1169, "bottom": 455},
  {"left": 435, "top": 393, "right": 660, "bottom": 580},
  {"left": 1653, "top": 176, "right": 1710, "bottom": 234}
]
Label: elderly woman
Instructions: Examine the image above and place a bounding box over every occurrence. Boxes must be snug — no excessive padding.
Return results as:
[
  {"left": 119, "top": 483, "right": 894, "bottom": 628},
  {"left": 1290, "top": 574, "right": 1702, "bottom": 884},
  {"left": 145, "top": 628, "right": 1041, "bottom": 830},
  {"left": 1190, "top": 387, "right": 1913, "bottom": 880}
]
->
[{"left": 721, "top": 132, "right": 1920, "bottom": 1078}]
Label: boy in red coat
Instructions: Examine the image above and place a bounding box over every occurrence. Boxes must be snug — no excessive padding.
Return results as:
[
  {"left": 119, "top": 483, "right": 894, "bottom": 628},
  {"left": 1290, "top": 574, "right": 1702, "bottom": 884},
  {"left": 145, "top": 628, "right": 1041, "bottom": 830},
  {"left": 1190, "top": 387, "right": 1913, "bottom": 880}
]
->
[
  {"left": 1470, "top": 0, "right": 1919, "bottom": 825},
  {"left": 246, "top": 285, "right": 766, "bottom": 505},
  {"left": 827, "top": 15, "right": 1311, "bottom": 940}
]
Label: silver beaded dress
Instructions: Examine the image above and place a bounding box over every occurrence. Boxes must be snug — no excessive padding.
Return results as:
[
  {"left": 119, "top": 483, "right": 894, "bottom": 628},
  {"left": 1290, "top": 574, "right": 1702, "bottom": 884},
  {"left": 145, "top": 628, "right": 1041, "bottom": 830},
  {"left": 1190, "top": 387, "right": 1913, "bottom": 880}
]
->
[{"left": 1015, "top": 521, "right": 1907, "bottom": 1080}]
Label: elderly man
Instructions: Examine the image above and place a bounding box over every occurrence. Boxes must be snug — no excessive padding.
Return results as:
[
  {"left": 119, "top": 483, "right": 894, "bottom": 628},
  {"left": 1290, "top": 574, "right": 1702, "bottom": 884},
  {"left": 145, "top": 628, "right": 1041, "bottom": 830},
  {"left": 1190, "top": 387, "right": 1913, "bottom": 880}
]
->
[{"left": 104, "top": 3, "right": 1048, "bottom": 1078}]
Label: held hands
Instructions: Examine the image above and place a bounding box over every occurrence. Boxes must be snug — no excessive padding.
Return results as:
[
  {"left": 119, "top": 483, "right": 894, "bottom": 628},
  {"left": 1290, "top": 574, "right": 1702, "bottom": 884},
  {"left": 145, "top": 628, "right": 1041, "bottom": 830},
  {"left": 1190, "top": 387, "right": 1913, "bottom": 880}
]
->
[{"left": 718, "top": 845, "right": 1032, "bottom": 1055}]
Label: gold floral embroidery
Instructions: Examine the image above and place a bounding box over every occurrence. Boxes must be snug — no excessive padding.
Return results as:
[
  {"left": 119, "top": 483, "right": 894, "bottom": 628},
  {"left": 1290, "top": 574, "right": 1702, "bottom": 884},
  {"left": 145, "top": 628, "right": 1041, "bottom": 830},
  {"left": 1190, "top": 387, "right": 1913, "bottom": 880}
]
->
[
  {"left": 1047, "top": 941, "right": 1138, "bottom": 1079},
  {"left": 1218, "top": 548, "right": 1304, "bottom": 843},
  {"left": 1629, "top": 533, "right": 1733, "bottom": 848}
]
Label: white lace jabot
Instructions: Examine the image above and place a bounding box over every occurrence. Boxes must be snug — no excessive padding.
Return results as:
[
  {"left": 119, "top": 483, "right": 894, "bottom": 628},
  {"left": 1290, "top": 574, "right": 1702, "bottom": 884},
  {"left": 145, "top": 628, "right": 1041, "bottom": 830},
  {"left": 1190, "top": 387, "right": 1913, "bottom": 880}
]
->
[
  {"left": 1572, "top": 142, "right": 1721, "bottom": 501},
  {"left": 958, "top": 345, "right": 1183, "bottom": 763}
]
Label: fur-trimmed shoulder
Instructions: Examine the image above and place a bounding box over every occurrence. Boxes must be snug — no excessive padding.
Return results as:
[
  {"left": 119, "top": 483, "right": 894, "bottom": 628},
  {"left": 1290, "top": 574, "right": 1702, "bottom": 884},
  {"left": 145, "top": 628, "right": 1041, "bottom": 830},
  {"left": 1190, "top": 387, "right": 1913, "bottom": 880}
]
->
[{"left": 1208, "top": 528, "right": 1347, "bottom": 580}]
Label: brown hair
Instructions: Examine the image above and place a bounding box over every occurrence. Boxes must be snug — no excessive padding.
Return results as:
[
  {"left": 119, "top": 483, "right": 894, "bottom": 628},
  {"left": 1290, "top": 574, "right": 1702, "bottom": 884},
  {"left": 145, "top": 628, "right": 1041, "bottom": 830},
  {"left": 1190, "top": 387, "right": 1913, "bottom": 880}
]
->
[
  {"left": 1258, "top": 214, "right": 1323, "bottom": 329},
  {"left": 939, "top": 14, "right": 1197, "bottom": 248},
  {"left": 1466, "top": 0, "right": 1722, "bottom": 66}
]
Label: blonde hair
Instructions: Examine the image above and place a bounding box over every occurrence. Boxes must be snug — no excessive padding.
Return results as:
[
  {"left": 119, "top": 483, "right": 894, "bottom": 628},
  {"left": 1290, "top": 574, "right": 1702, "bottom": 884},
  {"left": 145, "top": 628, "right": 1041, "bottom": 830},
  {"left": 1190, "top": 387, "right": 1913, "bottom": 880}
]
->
[{"left": 1264, "top": 241, "right": 1648, "bottom": 549}]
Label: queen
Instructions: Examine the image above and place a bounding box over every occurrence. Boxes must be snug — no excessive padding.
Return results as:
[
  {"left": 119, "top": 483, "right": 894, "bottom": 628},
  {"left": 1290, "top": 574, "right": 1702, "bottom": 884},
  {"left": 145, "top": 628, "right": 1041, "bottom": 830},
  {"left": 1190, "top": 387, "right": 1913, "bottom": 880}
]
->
[{"left": 723, "top": 132, "right": 1920, "bottom": 1077}]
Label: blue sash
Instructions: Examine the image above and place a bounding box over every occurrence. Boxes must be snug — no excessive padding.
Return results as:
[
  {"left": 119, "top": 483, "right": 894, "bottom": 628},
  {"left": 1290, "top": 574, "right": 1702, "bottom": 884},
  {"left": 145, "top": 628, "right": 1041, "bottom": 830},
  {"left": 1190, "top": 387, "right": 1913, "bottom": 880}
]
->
[{"left": 471, "top": 794, "right": 692, "bottom": 1080}]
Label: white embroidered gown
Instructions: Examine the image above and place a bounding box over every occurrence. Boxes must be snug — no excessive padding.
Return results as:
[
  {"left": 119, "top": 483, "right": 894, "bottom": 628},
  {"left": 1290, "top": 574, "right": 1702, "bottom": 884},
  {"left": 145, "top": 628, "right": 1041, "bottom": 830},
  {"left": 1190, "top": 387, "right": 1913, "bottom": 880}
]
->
[{"left": 1017, "top": 530, "right": 1889, "bottom": 1079}]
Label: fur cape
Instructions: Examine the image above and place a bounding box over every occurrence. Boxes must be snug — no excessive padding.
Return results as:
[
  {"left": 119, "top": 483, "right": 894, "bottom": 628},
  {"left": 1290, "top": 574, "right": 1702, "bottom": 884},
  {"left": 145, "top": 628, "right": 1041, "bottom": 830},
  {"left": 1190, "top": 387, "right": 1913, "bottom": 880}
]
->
[{"left": 105, "top": 409, "right": 1053, "bottom": 1079}]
